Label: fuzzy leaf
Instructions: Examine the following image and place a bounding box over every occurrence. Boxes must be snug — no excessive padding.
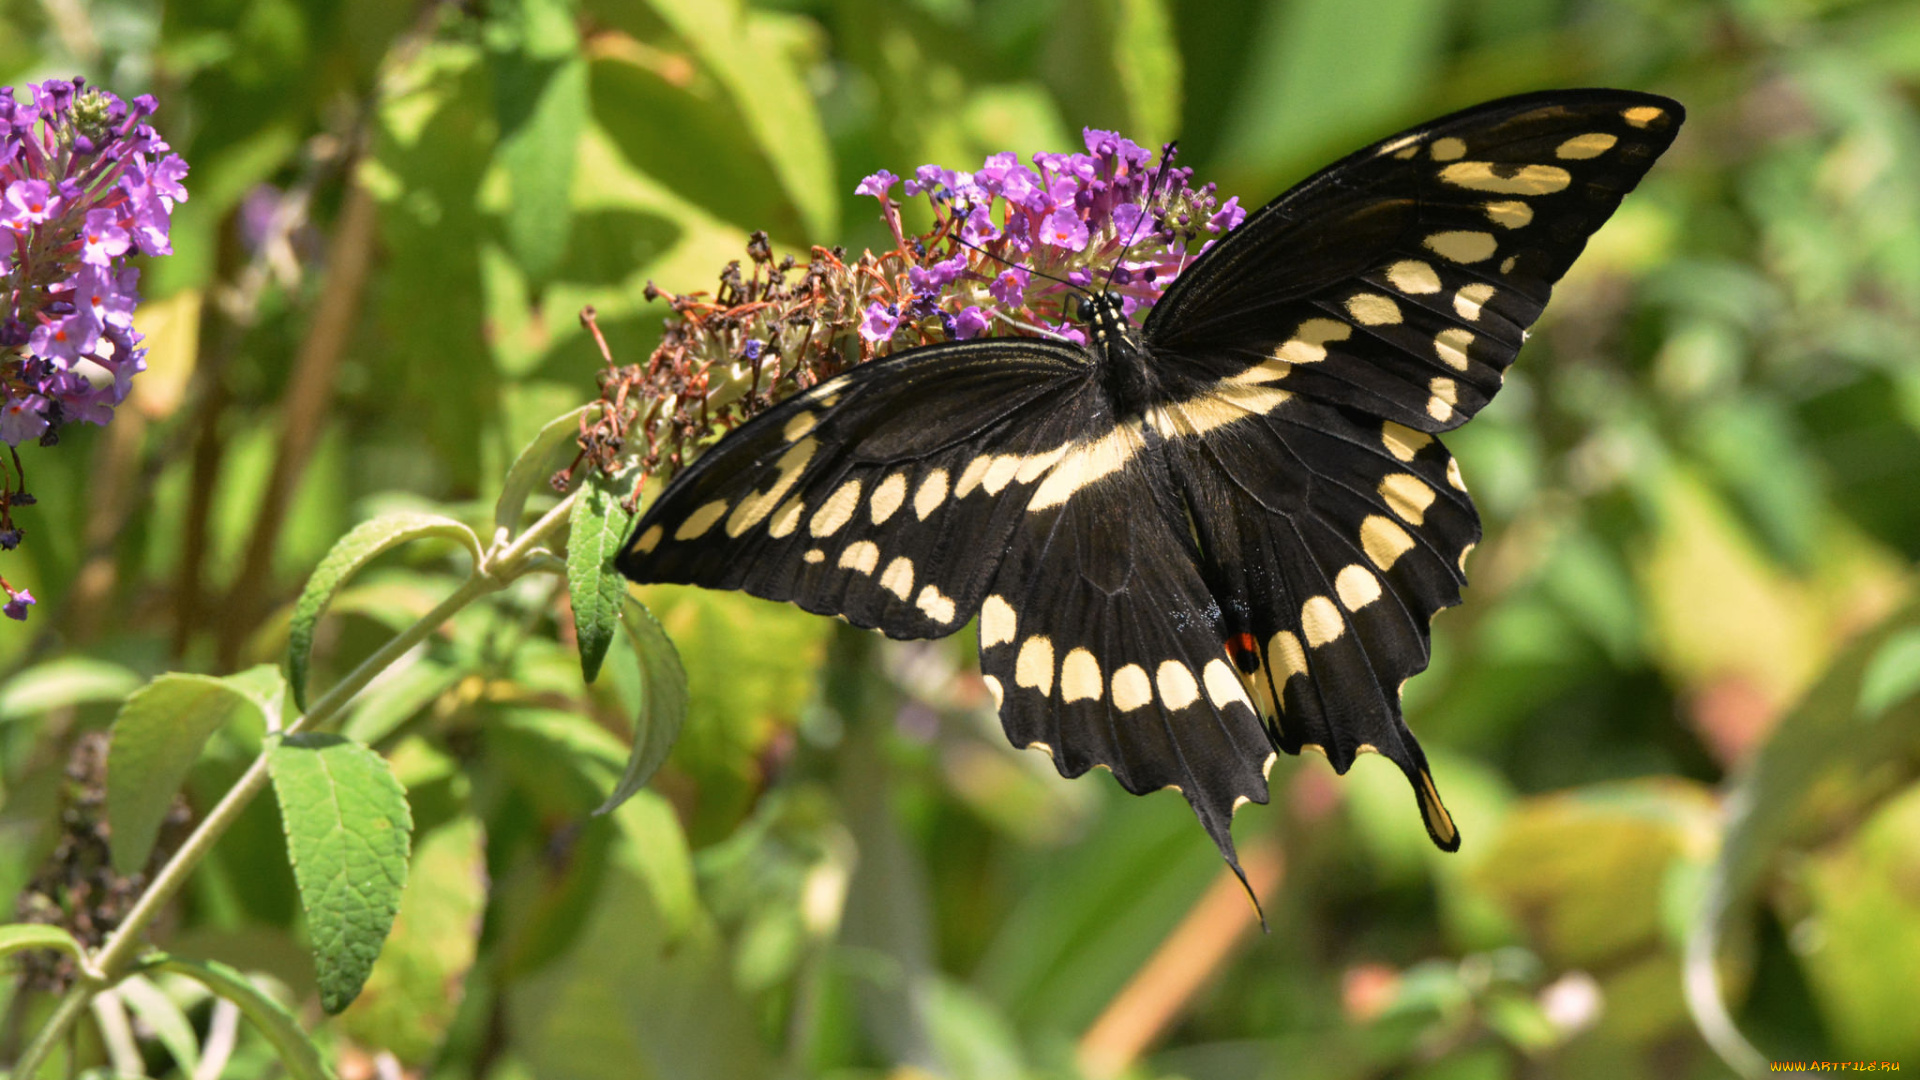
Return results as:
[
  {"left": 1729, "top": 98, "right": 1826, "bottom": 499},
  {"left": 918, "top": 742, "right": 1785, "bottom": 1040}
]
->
[
  {"left": 289, "top": 513, "right": 481, "bottom": 710},
  {"left": 142, "top": 954, "right": 336, "bottom": 1080},
  {"left": 594, "top": 598, "right": 689, "bottom": 815},
  {"left": 493, "top": 0, "right": 587, "bottom": 281},
  {"left": 268, "top": 734, "right": 414, "bottom": 1014},
  {"left": 567, "top": 466, "right": 639, "bottom": 683},
  {"left": 108, "top": 673, "right": 271, "bottom": 875}
]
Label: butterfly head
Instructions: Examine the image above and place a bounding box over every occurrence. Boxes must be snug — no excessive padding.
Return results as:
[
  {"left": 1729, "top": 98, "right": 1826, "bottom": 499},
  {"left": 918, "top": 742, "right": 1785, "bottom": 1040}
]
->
[{"left": 1077, "top": 291, "right": 1134, "bottom": 351}]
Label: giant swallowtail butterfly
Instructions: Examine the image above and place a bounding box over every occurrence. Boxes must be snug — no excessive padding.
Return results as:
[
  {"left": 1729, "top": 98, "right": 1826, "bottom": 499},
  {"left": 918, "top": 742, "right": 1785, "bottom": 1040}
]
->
[{"left": 617, "top": 90, "right": 1684, "bottom": 882}]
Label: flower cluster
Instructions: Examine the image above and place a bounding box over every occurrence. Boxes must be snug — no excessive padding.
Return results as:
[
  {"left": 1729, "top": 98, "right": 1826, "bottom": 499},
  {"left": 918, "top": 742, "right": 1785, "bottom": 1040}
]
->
[
  {"left": 0, "top": 77, "right": 186, "bottom": 621},
  {"left": 853, "top": 129, "right": 1243, "bottom": 347},
  {"left": 581, "top": 129, "right": 1244, "bottom": 505}
]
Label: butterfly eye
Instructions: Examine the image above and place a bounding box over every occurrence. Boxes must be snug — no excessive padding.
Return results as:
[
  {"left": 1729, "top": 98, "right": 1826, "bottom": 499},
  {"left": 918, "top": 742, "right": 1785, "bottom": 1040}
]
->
[{"left": 1075, "top": 294, "right": 1095, "bottom": 323}]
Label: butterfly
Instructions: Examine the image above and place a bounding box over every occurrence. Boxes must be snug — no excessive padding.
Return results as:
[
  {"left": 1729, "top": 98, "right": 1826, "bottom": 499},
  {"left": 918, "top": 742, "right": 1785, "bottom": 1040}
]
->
[{"left": 617, "top": 90, "right": 1684, "bottom": 886}]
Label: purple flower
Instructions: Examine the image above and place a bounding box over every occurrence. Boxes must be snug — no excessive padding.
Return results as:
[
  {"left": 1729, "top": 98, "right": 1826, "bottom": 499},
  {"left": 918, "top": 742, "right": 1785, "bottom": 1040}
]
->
[
  {"left": 79, "top": 208, "right": 129, "bottom": 266},
  {"left": 3, "top": 587, "right": 33, "bottom": 621},
  {"left": 951, "top": 306, "right": 989, "bottom": 340},
  {"left": 0, "top": 393, "right": 47, "bottom": 444},
  {"left": 3, "top": 179, "right": 55, "bottom": 229},
  {"left": 1040, "top": 207, "right": 1089, "bottom": 251},
  {"left": 859, "top": 301, "right": 900, "bottom": 343},
  {"left": 960, "top": 204, "right": 999, "bottom": 246},
  {"left": 989, "top": 266, "right": 1030, "bottom": 308},
  {"left": 855, "top": 169, "right": 899, "bottom": 199},
  {"left": 1208, "top": 196, "right": 1245, "bottom": 233},
  {"left": 908, "top": 253, "right": 968, "bottom": 295}
]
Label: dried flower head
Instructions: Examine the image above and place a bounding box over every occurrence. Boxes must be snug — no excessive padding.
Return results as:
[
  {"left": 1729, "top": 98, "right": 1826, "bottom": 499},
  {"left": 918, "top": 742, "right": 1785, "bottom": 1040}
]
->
[{"left": 575, "top": 131, "right": 1241, "bottom": 505}]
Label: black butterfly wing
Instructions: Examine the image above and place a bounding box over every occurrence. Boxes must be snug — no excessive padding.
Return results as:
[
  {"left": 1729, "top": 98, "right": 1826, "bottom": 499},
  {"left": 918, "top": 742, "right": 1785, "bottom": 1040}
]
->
[
  {"left": 975, "top": 423, "right": 1276, "bottom": 872},
  {"left": 1147, "top": 89, "right": 1684, "bottom": 434},
  {"left": 1135, "top": 91, "right": 1682, "bottom": 848},
  {"left": 618, "top": 339, "right": 1100, "bottom": 638}
]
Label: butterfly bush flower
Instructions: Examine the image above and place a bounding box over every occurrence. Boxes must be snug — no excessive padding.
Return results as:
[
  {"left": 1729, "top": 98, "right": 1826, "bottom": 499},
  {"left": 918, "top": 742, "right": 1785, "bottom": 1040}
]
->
[
  {"left": 0, "top": 78, "right": 187, "bottom": 621},
  {"left": 577, "top": 130, "right": 1243, "bottom": 504}
]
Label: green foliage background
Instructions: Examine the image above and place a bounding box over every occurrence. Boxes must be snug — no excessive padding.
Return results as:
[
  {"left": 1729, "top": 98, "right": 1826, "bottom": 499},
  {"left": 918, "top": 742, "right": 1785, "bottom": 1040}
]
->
[{"left": 3, "top": 0, "right": 1920, "bottom": 1076}]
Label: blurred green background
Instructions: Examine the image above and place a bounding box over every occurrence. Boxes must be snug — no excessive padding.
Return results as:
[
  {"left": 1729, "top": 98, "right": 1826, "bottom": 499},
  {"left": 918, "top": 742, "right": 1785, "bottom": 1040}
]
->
[{"left": 3, "top": 0, "right": 1920, "bottom": 1076}]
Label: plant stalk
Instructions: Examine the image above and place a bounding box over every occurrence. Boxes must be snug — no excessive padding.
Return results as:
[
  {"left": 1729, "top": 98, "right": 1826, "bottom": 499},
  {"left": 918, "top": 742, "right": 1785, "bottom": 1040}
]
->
[{"left": 12, "top": 489, "right": 581, "bottom": 1078}]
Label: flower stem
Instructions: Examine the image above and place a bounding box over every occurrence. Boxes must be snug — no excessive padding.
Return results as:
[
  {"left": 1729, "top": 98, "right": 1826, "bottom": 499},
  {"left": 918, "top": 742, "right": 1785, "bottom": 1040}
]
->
[{"left": 12, "top": 488, "right": 581, "bottom": 1077}]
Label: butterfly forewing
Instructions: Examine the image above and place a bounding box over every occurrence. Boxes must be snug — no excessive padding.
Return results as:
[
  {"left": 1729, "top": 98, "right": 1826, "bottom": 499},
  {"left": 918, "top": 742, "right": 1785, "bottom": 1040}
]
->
[{"left": 618, "top": 340, "right": 1099, "bottom": 639}]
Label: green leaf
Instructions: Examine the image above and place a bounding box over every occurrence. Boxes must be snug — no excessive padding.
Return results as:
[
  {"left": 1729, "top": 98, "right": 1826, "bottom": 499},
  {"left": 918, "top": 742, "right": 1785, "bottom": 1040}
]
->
[
  {"left": 338, "top": 815, "right": 487, "bottom": 1065},
  {"left": 493, "top": 0, "right": 588, "bottom": 282},
  {"left": 0, "top": 923, "right": 85, "bottom": 962},
  {"left": 1857, "top": 626, "right": 1920, "bottom": 720},
  {"left": 268, "top": 733, "right": 414, "bottom": 1014},
  {"left": 0, "top": 656, "right": 142, "bottom": 722},
  {"left": 342, "top": 655, "right": 464, "bottom": 746},
  {"left": 635, "top": 0, "right": 836, "bottom": 240},
  {"left": 1106, "top": 0, "right": 1182, "bottom": 147},
  {"left": 595, "top": 598, "right": 689, "bottom": 815},
  {"left": 108, "top": 673, "right": 271, "bottom": 875},
  {"left": 495, "top": 404, "right": 596, "bottom": 537},
  {"left": 288, "top": 512, "right": 482, "bottom": 710},
  {"left": 116, "top": 973, "right": 202, "bottom": 1077},
  {"left": 567, "top": 466, "right": 639, "bottom": 684},
  {"left": 141, "top": 954, "right": 336, "bottom": 1080},
  {"left": 1686, "top": 601, "right": 1920, "bottom": 1077}
]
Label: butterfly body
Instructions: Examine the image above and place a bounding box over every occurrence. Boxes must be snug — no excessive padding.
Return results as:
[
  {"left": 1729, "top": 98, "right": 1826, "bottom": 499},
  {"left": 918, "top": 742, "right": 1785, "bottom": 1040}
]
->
[{"left": 617, "top": 90, "right": 1685, "bottom": 876}]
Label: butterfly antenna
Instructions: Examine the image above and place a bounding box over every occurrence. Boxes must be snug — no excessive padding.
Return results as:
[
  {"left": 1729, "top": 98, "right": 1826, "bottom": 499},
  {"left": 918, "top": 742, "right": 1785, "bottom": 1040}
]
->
[
  {"left": 1099, "top": 140, "right": 1179, "bottom": 296},
  {"left": 947, "top": 227, "right": 1090, "bottom": 297}
]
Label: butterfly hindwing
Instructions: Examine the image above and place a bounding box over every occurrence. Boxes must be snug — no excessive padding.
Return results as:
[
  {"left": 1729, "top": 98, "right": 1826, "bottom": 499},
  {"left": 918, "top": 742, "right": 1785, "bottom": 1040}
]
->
[
  {"left": 619, "top": 339, "right": 1100, "bottom": 638},
  {"left": 977, "top": 432, "right": 1275, "bottom": 866}
]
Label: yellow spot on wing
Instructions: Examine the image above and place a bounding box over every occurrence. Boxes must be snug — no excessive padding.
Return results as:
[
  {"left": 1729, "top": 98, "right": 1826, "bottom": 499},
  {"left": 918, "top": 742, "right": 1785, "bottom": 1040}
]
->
[
  {"left": 838, "top": 540, "right": 879, "bottom": 574},
  {"left": 869, "top": 473, "right": 907, "bottom": 524},
  {"left": 783, "top": 412, "right": 817, "bottom": 441},
  {"left": 984, "top": 675, "right": 1004, "bottom": 707},
  {"left": 1060, "top": 648, "right": 1102, "bottom": 702},
  {"left": 809, "top": 478, "right": 863, "bottom": 537},
  {"left": 1301, "top": 596, "right": 1344, "bottom": 647},
  {"left": 727, "top": 438, "right": 817, "bottom": 537},
  {"left": 1387, "top": 260, "right": 1441, "bottom": 295},
  {"left": 1380, "top": 473, "right": 1436, "bottom": 525},
  {"left": 1111, "top": 664, "right": 1152, "bottom": 710},
  {"left": 1430, "top": 137, "right": 1467, "bottom": 161},
  {"left": 879, "top": 556, "right": 915, "bottom": 600},
  {"left": 1346, "top": 293, "right": 1402, "bottom": 326},
  {"left": 1435, "top": 327, "right": 1474, "bottom": 370},
  {"left": 768, "top": 497, "right": 804, "bottom": 538},
  {"left": 632, "top": 524, "right": 663, "bottom": 554},
  {"left": 1360, "top": 515, "right": 1415, "bottom": 570},
  {"left": 981, "top": 595, "right": 1017, "bottom": 647},
  {"left": 1622, "top": 105, "right": 1663, "bottom": 127},
  {"left": 1447, "top": 456, "right": 1467, "bottom": 491},
  {"left": 1203, "top": 659, "right": 1249, "bottom": 712},
  {"left": 1452, "top": 285, "right": 1495, "bottom": 322},
  {"left": 1156, "top": 660, "right": 1199, "bottom": 709},
  {"left": 1382, "top": 421, "right": 1431, "bottom": 462},
  {"left": 1483, "top": 200, "right": 1533, "bottom": 229},
  {"left": 1268, "top": 630, "right": 1307, "bottom": 680},
  {"left": 1335, "top": 564, "right": 1382, "bottom": 611},
  {"left": 803, "top": 549, "right": 825, "bottom": 563},
  {"left": 1276, "top": 318, "right": 1352, "bottom": 364},
  {"left": 1425, "top": 230, "right": 1498, "bottom": 264},
  {"left": 955, "top": 455, "right": 993, "bottom": 497},
  {"left": 1556, "top": 132, "right": 1618, "bottom": 159},
  {"left": 1015, "top": 636, "right": 1055, "bottom": 693},
  {"left": 914, "top": 469, "right": 949, "bottom": 520},
  {"left": 1028, "top": 423, "right": 1145, "bottom": 511},
  {"left": 915, "top": 584, "right": 955, "bottom": 623},
  {"left": 1428, "top": 376, "right": 1459, "bottom": 422},
  {"left": 675, "top": 500, "right": 729, "bottom": 541},
  {"left": 1438, "top": 161, "right": 1572, "bottom": 195}
]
